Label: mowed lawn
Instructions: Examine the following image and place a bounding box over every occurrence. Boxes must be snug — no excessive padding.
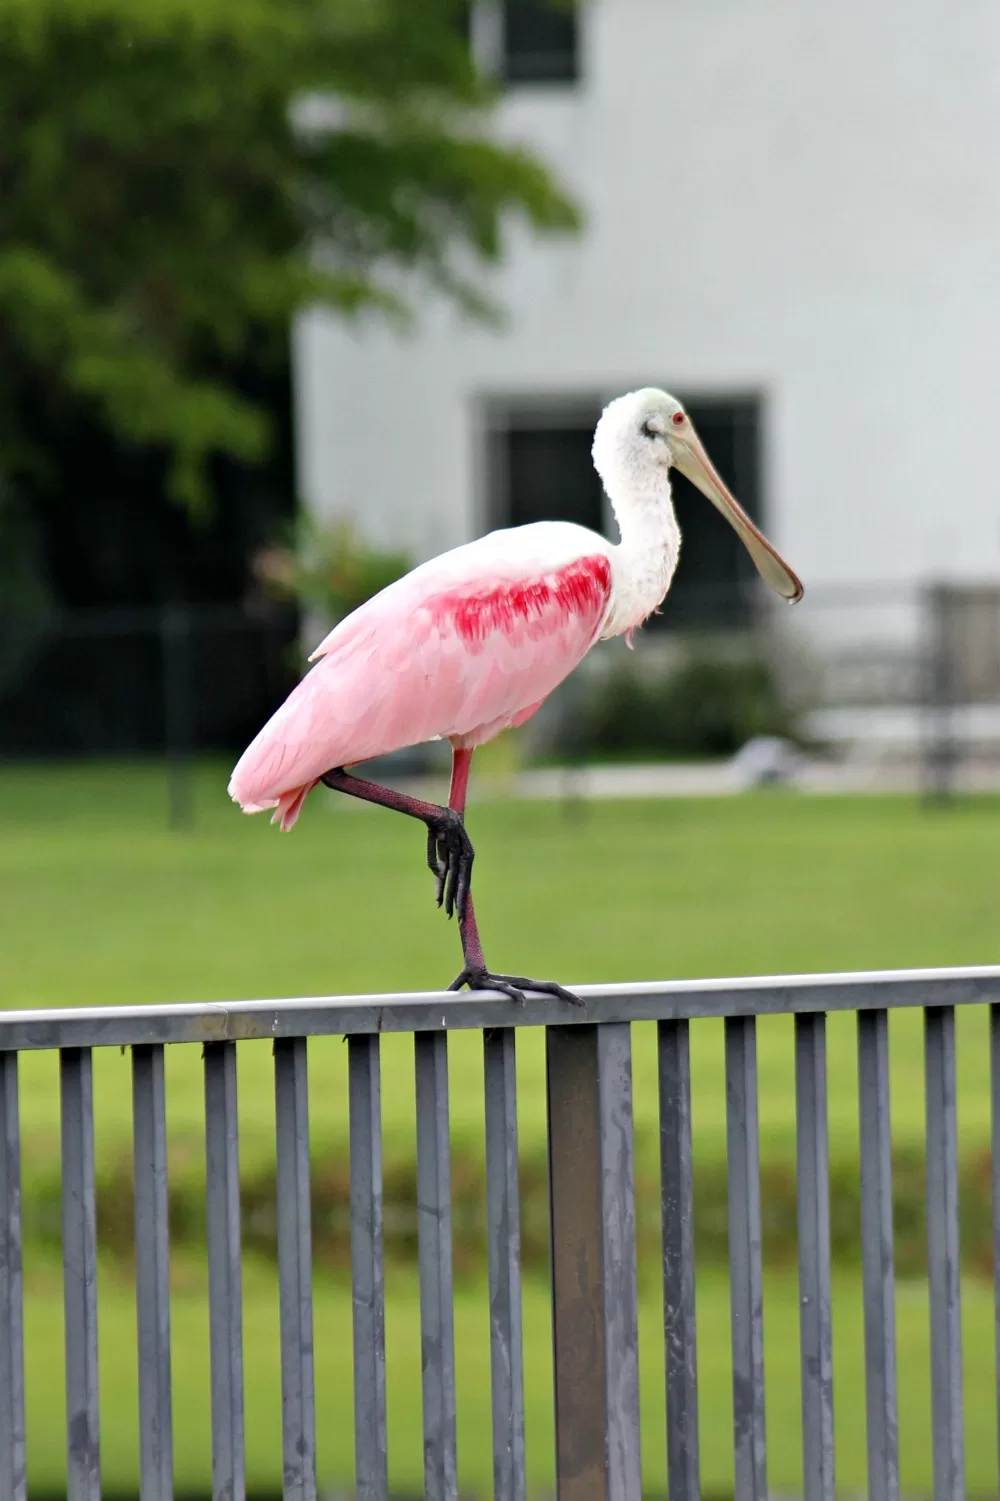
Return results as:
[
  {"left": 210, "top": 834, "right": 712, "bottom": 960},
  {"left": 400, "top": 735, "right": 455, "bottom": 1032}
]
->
[
  {"left": 4, "top": 761, "right": 1000, "bottom": 1494},
  {"left": 2, "top": 760, "right": 999, "bottom": 1167},
  {"left": 19, "top": 1258, "right": 1000, "bottom": 1498}
]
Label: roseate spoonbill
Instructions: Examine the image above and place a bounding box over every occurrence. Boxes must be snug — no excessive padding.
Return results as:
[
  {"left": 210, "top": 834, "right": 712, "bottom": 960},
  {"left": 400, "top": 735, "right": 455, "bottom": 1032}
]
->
[{"left": 229, "top": 388, "right": 802, "bottom": 1002}]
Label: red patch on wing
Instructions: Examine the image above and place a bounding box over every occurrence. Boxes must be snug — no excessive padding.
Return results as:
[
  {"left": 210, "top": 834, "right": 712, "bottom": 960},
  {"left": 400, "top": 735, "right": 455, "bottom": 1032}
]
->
[{"left": 441, "top": 556, "right": 611, "bottom": 646}]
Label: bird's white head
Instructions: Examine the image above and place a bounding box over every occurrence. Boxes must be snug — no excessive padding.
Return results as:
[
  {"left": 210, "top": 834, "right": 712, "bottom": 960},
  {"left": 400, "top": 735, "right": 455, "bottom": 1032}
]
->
[{"left": 593, "top": 388, "right": 803, "bottom": 603}]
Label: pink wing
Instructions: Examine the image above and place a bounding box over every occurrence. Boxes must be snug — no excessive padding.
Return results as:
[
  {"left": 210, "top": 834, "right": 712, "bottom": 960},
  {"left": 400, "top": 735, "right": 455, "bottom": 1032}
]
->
[{"left": 229, "top": 524, "right": 612, "bottom": 828}]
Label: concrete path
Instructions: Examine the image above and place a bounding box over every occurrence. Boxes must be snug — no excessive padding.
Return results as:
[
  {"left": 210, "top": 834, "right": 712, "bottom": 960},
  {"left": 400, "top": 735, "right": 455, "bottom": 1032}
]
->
[{"left": 338, "top": 757, "right": 1000, "bottom": 805}]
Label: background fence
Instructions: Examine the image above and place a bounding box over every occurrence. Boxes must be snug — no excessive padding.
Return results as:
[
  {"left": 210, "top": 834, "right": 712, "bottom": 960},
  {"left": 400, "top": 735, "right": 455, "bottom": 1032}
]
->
[
  {"left": 0, "top": 603, "right": 298, "bottom": 762},
  {"left": 2, "top": 579, "right": 1000, "bottom": 804}
]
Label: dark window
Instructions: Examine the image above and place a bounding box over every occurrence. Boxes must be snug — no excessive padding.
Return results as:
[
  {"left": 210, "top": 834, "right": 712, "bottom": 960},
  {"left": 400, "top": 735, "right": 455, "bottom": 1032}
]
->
[
  {"left": 503, "top": 0, "right": 578, "bottom": 83},
  {"left": 485, "top": 395, "right": 765, "bottom": 630},
  {"left": 666, "top": 397, "right": 763, "bottom": 629},
  {"left": 487, "top": 403, "right": 603, "bottom": 535}
]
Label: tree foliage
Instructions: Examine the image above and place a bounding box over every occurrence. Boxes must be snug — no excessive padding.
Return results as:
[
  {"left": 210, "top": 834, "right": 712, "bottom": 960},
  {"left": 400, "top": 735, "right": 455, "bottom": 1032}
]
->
[{"left": 0, "top": 0, "right": 579, "bottom": 509}]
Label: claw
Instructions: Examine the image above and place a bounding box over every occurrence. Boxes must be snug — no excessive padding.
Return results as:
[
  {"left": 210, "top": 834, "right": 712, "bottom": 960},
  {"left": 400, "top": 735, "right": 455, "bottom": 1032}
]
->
[
  {"left": 449, "top": 967, "right": 526, "bottom": 1004},
  {"left": 454, "top": 848, "right": 472, "bottom": 925},
  {"left": 449, "top": 967, "right": 581, "bottom": 1006},
  {"left": 425, "top": 809, "right": 473, "bottom": 923},
  {"left": 497, "top": 973, "right": 584, "bottom": 1007},
  {"left": 444, "top": 845, "right": 457, "bottom": 919},
  {"left": 427, "top": 826, "right": 443, "bottom": 876},
  {"left": 427, "top": 827, "right": 448, "bottom": 907}
]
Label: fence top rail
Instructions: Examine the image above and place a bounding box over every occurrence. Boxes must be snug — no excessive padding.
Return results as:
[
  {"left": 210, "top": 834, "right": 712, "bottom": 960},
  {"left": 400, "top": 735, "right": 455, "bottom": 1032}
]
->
[{"left": 1, "top": 965, "right": 999, "bottom": 1053}]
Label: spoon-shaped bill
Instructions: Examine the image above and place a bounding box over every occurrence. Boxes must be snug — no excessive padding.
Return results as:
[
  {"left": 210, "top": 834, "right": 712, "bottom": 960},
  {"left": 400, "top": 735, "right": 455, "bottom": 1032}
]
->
[{"left": 671, "top": 429, "right": 803, "bottom": 603}]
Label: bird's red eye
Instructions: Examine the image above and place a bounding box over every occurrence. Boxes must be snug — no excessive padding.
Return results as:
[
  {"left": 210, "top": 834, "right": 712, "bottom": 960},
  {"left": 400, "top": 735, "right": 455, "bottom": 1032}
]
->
[{"left": 671, "top": 411, "right": 686, "bottom": 427}]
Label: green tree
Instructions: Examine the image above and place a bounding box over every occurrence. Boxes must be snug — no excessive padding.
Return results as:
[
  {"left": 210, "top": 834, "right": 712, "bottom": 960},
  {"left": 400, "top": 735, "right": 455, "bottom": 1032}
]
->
[{"left": 0, "top": 0, "right": 579, "bottom": 511}]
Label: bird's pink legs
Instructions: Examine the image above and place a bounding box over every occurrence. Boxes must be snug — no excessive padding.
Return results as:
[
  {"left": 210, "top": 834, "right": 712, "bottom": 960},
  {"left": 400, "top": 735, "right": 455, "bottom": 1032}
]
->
[{"left": 321, "top": 751, "right": 579, "bottom": 1005}]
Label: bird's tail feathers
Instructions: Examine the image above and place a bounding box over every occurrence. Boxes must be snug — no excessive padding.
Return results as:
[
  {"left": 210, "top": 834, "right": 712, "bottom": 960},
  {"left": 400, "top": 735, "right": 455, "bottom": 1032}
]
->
[{"left": 269, "top": 780, "right": 318, "bottom": 832}]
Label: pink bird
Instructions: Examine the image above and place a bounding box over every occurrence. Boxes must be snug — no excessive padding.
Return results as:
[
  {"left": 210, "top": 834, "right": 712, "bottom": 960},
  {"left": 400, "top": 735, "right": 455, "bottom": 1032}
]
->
[{"left": 229, "top": 389, "right": 803, "bottom": 1002}]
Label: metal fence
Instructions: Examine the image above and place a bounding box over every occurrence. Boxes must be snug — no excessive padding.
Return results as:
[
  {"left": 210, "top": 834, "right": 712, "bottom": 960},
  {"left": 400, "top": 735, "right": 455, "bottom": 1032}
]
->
[
  {"left": 0, "top": 602, "right": 298, "bottom": 762},
  {"left": 1, "top": 966, "right": 999, "bottom": 1501},
  {"left": 768, "top": 579, "right": 1000, "bottom": 799}
]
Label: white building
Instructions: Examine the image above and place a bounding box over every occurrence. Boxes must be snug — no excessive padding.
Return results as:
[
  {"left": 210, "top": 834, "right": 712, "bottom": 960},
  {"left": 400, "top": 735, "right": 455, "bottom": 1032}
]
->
[{"left": 293, "top": 0, "right": 1000, "bottom": 713}]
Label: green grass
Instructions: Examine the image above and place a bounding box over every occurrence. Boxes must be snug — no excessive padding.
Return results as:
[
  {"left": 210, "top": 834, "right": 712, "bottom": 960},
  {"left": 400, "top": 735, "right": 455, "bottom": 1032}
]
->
[
  {"left": 3, "top": 758, "right": 999, "bottom": 1242},
  {"left": 3, "top": 760, "right": 999, "bottom": 1171},
  {"left": 5, "top": 760, "right": 1000, "bottom": 1494},
  {"left": 20, "top": 1258, "right": 1000, "bottom": 1497}
]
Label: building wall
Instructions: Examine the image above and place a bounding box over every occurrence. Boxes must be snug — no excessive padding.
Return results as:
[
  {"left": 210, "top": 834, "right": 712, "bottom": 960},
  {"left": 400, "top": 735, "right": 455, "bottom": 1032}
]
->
[{"left": 293, "top": 0, "right": 1000, "bottom": 594}]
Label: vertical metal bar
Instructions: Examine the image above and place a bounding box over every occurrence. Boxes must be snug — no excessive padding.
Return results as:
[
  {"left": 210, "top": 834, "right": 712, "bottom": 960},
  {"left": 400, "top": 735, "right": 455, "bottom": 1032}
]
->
[
  {"left": 598, "top": 1023, "right": 642, "bottom": 1501},
  {"left": 0, "top": 1052, "right": 26, "bottom": 1501},
  {"left": 204, "top": 1041, "right": 245, "bottom": 1501},
  {"left": 548, "top": 1024, "right": 607, "bottom": 1501},
  {"left": 992, "top": 1004, "right": 1000, "bottom": 1489},
  {"left": 725, "top": 1015, "right": 766, "bottom": 1501},
  {"left": 547, "top": 1023, "right": 642, "bottom": 1501},
  {"left": 484, "top": 1028, "right": 526, "bottom": 1501},
  {"left": 795, "top": 1012, "right": 835, "bottom": 1501},
  {"left": 162, "top": 603, "right": 195, "bottom": 831},
  {"left": 132, "top": 1045, "right": 173, "bottom": 1501},
  {"left": 925, "top": 1007, "right": 964, "bottom": 1499},
  {"left": 658, "top": 1019, "right": 699, "bottom": 1501},
  {"left": 469, "top": 0, "right": 504, "bottom": 76},
  {"left": 414, "top": 1031, "right": 457, "bottom": 1501},
  {"left": 349, "top": 1035, "right": 388, "bottom": 1501},
  {"left": 857, "top": 1009, "right": 899, "bottom": 1501},
  {"left": 61, "top": 1047, "right": 101, "bottom": 1501},
  {"left": 922, "top": 583, "right": 957, "bottom": 806},
  {"left": 274, "top": 1037, "right": 317, "bottom": 1501}
]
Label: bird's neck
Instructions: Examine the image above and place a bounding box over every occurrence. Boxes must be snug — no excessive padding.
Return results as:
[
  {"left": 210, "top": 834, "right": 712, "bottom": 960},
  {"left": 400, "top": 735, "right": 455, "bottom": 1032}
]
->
[{"left": 603, "top": 472, "right": 681, "bottom": 640}]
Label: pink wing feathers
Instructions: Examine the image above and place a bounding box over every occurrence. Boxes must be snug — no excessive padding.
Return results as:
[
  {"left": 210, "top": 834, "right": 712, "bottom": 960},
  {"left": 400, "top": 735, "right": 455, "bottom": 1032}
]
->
[{"left": 228, "top": 523, "right": 612, "bottom": 829}]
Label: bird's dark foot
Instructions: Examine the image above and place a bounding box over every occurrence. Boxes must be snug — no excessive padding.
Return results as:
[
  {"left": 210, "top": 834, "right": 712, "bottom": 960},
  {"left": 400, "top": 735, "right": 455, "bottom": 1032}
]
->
[
  {"left": 448, "top": 967, "right": 583, "bottom": 1007},
  {"left": 424, "top": 809, "right": 474, "bottom": 921}
]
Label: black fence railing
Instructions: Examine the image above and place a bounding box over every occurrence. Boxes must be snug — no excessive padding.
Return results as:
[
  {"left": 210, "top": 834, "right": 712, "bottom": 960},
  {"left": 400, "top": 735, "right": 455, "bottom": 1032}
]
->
[
  {"left": 2, "top": 966, "right": 999, "bottom": 1500},
  {"left": 0, "top": 602, "right": 299, "bottom": 762}
]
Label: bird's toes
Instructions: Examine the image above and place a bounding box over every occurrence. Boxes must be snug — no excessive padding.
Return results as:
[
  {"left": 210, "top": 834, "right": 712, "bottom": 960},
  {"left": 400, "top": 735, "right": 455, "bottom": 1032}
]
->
[
  {"left": 495, "top": 973, "right": 583, "bottom": 1007},
  {"left": 455, "top": 864, "right": 472, "bottom": 925},
  {"left": 451, "top": 844, "right": 473, "bottom": 923},
  {"left": 453, "top": 969, "right": 526, "bottom": 1005},
  {"left": 489, "top": 980, "right": 527, "bottom": 1005},
  {"left": 444, "top": 846, "right": 464, "bottom": 920},
  {"left": 426, "top": 829, "right": 447, "bottom": 900}
]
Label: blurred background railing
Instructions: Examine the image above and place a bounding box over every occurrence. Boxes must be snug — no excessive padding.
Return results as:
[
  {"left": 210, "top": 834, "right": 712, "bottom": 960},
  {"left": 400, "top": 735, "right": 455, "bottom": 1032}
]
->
[
  {"left": 0, "top": 604, "right": 299, "bottom": 760},
  {"left": 0, "top": 603, "right": 299, "bottom": 826},
  {"left": 4, "top": 579, "right": 1000, "bottom": 819}
]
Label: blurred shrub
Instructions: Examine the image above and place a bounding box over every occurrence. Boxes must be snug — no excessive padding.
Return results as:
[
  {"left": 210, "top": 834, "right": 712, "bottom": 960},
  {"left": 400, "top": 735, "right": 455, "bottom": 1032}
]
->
[
  {"left": 252, "top": 514, "right": 411, "bottom": 626},
  {"left": 554, "top": 645, "right": 802, "bottom": 761},
  {"left": 19, "top": 1133, "right": 997, "bottom": 1281}
]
